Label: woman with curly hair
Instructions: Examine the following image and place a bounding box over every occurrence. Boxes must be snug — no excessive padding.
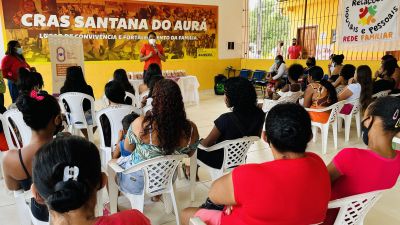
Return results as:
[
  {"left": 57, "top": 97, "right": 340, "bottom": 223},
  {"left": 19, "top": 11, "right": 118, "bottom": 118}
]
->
[
  {"left": 196, "top": 77, "right": 265, "bottom": 170},
  {"left": 117, "top": 79, "right": 199, "bottom": 198}
]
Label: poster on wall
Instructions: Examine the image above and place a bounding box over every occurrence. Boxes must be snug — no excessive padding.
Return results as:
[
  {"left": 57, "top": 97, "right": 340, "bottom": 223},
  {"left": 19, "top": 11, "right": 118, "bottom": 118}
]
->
[
  {"left": 337, "top": 0, "right": 400, "bottom": 51},
  {"left": 0, "top": 0, "right": 218, "bottom": 62},
  {"left": 49, "top": 35, "right": 84, "bottom": 93}
]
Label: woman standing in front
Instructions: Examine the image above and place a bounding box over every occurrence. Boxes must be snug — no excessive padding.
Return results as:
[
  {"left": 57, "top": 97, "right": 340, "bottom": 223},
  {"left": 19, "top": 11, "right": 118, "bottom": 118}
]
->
[
  {"left": 1, "top": 40, "right": 31, "bottom": 103},
  {"left": 139, "top": 32, "right": 166, "bottom": 76}
]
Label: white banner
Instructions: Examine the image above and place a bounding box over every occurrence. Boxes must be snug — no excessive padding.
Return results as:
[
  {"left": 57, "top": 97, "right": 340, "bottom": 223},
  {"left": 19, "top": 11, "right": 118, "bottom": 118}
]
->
[
  {"left": 338, "top": 0, "right": 400, "bottom": 51},
  {"left": 48, "top": 36, "right": 84, "bottom": 93}
]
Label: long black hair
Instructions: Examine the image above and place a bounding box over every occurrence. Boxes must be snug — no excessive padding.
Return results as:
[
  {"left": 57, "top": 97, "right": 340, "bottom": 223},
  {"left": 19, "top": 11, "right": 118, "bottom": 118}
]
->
[
  {"left": 225, "top": 77, "right": 262, "bottom": 115},
  {"left": 356, "top": 65, "right": 373, "bottom": 112},
  {"left": 144, "top": 63, "right": 162, "bottom": 85},
  {"left": 60, "top": 66, "right": 90, "bottom": 93},
  {"left": 32, "top": 136, "right": 102, "bottom": 213},
  {"left": 368, "top": 96, "right": 400, "bottom": 134},
  {"left": 113, "top": 69, "right": 135, "bottom": 94},
  {"left": 309, "top": 66, "right": 338, "bottom": 104}
]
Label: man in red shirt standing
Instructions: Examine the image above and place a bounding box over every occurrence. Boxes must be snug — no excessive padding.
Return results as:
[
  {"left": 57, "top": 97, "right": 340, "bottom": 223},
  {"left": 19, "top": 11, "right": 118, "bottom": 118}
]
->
[
  {"left": 139, "top": 32, "right": 166, "bottom": 76},
  {"left": 287, "top": 38, "right": 302, "bottom": 59}
]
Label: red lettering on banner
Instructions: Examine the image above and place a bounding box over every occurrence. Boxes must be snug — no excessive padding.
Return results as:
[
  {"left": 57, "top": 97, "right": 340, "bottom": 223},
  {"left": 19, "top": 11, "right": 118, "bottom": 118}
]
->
[{"left": 343, "top": 35, "right": 358, "bottom": 42}]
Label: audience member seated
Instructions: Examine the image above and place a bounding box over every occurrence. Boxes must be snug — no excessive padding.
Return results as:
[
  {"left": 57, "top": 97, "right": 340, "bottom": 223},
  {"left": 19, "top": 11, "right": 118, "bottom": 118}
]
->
[
  {"left": 375, "top": 55, "right": 400, "bottom": 89},
  {"left": 373, "top": 57, "right": 397, "bottom": 94},
  {"left": 195, "top": 77, "right": 265, "bottom": 173},
  {"left": 181, "top": 103, "right": 331, "bottom": 225},
  {"left": 338, "top": 65, "right": 373, "bottom": 114},
  {"left": 323, "top": 96, "right": 400, "bottom": 225},
  {"left": 302, "top": 57, "right": 316, "bottom": 90},
  {"left": 2, "top": 91, "right": 64, "bottom": 222},
  {"left": 100, "top": 81, "right": 130, "bottom": 148},
  {"left": 303, "top": 66, "right": 338, "bottom": 123},
  {"left": 112, "top": 113, "right": 140, "bottom": 159},
  {"left": 266, "top": 55, "right": 287, "bottom": 90},
  {"left": 17, "top": 68, "right": 44, "bottom": 94},
  {"left": 140, "top": 75, "right": 164, "bottom": 114},
  {"left": 60, "top": 66, "right": 95, "bottom": 138},
  {"left": 328, "top": 54, "right": 344, "bottom": 82},
  {"left": 272, "top": 63, "right": 303, "bottom": 100},
  {"left": 114, "top": 69, "right": 135, "bottom": 95},
  {"left": 332, "top": 64, "right": 355, "bottom": 89},
  {"left": 31, "top": 136, "right": 151, "bottom": 225},
  {"left": 139, "top": 63, "right": 162, "bottom": 95},
  {"left": 118, "top": 79, "right": 199, "bottom": 200}
]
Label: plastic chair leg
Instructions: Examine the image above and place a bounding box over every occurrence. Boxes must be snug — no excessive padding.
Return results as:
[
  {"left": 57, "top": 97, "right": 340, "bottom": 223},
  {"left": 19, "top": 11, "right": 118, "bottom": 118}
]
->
[
  {"left": 321, "top": 125, "right": 329, "bottom": 154},
  {"left": 338, "top": 117, "right": 343, "bottom": 132},
  {"left": 356, "top": 113, "right": 361, "bottom": 138},
  {"left": 95, "top": 188, "right": 104, "bottom": 216},
  {"left": 87, "top": 125, "right": 95, "bottom": 142},
  {"left": 190, "top": 154, "right": 197, "bottom": 202},
  {"left": 107, "top": 167, "right": 119, "bottom": 214},
  {"left": 312, "top": 126, "right": 317, "bottom": 143},
  {"left": 170, "top": 189, "right": 181, "bottom": 225},
  {"left": 344, "top": 116, "right": 352, "bottom": 142},
  {"left": 332, "top": 121, "right": 338, "bottom": 149},
  {"left": 127, "top": 193, "right": 145, "bottom": 213}
]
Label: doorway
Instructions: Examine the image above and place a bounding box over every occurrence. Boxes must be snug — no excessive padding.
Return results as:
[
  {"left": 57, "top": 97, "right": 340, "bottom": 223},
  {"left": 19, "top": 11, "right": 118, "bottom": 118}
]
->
[{"left": 297, "top": 26, "right": 318, "bottom": 59}]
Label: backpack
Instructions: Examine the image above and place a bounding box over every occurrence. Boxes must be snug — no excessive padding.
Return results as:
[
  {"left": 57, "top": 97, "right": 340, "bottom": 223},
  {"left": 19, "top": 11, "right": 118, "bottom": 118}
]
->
[{"left": 214, "top": 74, "right": 227, "bottom": 95}]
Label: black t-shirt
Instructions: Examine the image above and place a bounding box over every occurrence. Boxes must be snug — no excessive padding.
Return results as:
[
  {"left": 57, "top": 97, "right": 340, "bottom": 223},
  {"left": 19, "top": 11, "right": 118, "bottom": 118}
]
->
[
  {"left": 373, "top": 79, "right": 395, "bottom": 94},
  {"left": 197, "top": 109, "right": 266, "bottom": 169}
]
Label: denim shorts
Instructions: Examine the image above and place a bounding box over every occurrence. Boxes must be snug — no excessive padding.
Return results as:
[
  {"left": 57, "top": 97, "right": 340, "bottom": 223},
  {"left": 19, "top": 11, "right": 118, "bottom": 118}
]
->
[{"left": 117, "top": 160, "right": 145, "bottom": 195}]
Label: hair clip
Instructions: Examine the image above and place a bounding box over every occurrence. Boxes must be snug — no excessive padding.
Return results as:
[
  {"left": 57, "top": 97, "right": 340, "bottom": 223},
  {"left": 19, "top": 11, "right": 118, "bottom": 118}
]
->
[
  {"left": 63, "top": 166, "right": 79, "bottom": 182},
  {"left": 393, "top": 109, "right": 399, "bottom": 120},
  {"left": 30, "top": 90, "right": 44, "bottom": 101}
]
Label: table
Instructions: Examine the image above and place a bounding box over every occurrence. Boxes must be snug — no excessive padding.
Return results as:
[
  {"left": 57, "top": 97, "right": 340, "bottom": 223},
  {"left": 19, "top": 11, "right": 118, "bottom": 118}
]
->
[{"left": 129, "top": 75, "right": 200, "bottom": 106}]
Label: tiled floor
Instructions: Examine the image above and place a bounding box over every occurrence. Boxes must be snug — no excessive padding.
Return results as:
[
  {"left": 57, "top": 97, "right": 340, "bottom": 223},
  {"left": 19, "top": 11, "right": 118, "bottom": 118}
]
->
[{"left": 1, "top": 91, "right": 399, "bottom": 225}]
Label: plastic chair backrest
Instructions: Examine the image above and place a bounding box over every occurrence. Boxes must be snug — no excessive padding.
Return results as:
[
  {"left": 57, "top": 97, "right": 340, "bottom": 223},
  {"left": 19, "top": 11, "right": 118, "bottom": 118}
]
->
[
  {"left": 253, "top": 70, "right": 266, "bottom": 81},
  {"left": 347, "top": 99, "right": 361, "bottom": 115},
  {"left": 372, "top": 90, "right": 391, "bottom": 98},
  {"left": 59, "top": 92, "right": 96, "bottom": 127},
  {"left": 141, "top": 155, "right": 185, "bottom": 196},
  {"left": 222, "top": 136, "right": 259, "bottom": 170},
  {"left": 95, "top": 105, "right": 136, "bottom": 149},
  {"left": 3, "top": 109, "right": 31, "bottom": 148},
  {"left": 327, "top": 101, "right": 343, "bottom": 124},
  {"left": 139, "top": 90, "right": 149, "bottom": 107},
  {"left": 278, "top": 91, "right": 303, "bottom": 104},
  {"left": 0, "top": 113, "right": 16, "bottom": 149},
  {"left": 329, "top": 190, "right": 384, "bottom": 225},
  {"left": 125, "top": 92, "right": 136, "bottom": 107},
  {"left": 239, "top": 69, "right": 252, "bottom": 79}
]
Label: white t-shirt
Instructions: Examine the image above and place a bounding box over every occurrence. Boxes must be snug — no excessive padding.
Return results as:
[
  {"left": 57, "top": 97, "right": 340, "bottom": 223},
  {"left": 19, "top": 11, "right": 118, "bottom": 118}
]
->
[
  {"left": 346, "top": 83, "right": 361, "bottom": 102},
  {"left": 269, "top": 63, "right": 288, "bottom": 80}
]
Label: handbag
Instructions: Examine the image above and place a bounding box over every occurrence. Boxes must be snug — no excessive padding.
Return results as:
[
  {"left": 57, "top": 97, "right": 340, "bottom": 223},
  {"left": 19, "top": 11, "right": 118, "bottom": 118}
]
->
[{"left": 0, "top": 71, "right": 6, "bottom": 94}]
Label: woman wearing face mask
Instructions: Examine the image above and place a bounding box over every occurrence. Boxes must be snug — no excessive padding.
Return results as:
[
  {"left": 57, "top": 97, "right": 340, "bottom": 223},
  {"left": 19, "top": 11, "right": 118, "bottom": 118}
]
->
[
  {"left": 2, "top": 90, "right": 64, "bottom": 222},
  {"left": 266, "top": 55, "right": 288, "bottom": 91},
  {"left": 322, "top": 96, "right": 400, "bottom": 225},
  {"left": 1, "top": 40, "right": 31, "bottom": 103},
  {"left": 139, "top": 32, "right": 166, "bottom": 76}
]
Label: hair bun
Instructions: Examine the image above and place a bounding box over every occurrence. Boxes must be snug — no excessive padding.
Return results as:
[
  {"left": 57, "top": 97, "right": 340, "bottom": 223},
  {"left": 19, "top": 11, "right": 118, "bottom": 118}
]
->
[{"left": 47, "top": 180, "right": 90, "bottom": 213}]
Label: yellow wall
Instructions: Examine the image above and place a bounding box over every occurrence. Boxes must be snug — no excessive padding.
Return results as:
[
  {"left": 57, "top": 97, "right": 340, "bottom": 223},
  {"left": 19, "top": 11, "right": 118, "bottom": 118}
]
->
[
  {"left": 3, "top": 58, "right": 241, "bottom": 106},
  {"left": 241, "top": 59, "right": 381, "bottom": 76}
]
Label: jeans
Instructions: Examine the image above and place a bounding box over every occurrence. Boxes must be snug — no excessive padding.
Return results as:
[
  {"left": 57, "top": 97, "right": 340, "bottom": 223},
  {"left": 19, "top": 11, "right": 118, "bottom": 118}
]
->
[{"left": 8, "top": 80, "right": 19, "bottom": 103}]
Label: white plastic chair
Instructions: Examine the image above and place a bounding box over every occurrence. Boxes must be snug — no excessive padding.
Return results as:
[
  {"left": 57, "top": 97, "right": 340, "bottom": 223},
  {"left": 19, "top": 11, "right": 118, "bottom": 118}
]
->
[
  {"left": 59, "top": 92, "right": 96, "bottom": 141},
  {"left": 262, "top": 91, "right": 303, "bottom": 113},
  {"left": 306, "top": 101, "right": 344, "bottom": 154},
  {"left": 95, "top": 105, "right": 139, "bottom": 168},
  {"left": 3, "top": 109, "right": 31, "bottom": 149},
  {"left": 138, "top": 90, "right": 150, "bottom": 107},
  {"left": 190, "top": 217, "right": 207, "bottom": 225},
  {"left": 338, "top": 99, "right": 362, "bottom": 142},
  {"left": 390, "top": 93, "right": 400, "bottom": 97},
  {"left": 0, "top": 113, "right": 15, "bottom": 179},
  {"left": 328, "top": 190, "right": 384, "bottom": 225},
  {"left": 125, "top": 92, "right": 137, "bottom": 107},
  {"left": 108, "top": 155, "right": 185, "bottom": 225},
  {"left": 372, "top": 90, "right": 391, "bottom": 99},
  {"left": 14, "top": 190, "right": 49, "bottom": 225},
  {"left": 190, "top": 136, "right": 259, "bottom": 201}
]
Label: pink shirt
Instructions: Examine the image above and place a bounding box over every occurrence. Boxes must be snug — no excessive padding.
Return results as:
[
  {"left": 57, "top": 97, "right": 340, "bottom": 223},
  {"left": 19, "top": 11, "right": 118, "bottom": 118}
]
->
[{"left": 332, "top": 148, "right": 400, "bottom": 200}]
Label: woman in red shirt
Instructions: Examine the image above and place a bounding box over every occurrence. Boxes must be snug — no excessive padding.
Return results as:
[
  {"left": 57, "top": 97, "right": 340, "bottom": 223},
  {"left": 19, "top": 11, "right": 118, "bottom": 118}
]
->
[
  {"left": 1, "top": 40, "right": 31, "bottom": 103},
  {"left": 181, "top": 103, "right": 331, "bottom": 225},
  {"left": 139, "top": 32, "right": 166, "bottom": 76},
  {"left": 31, "top": 136, "right": 150, "bottom": 225}
]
